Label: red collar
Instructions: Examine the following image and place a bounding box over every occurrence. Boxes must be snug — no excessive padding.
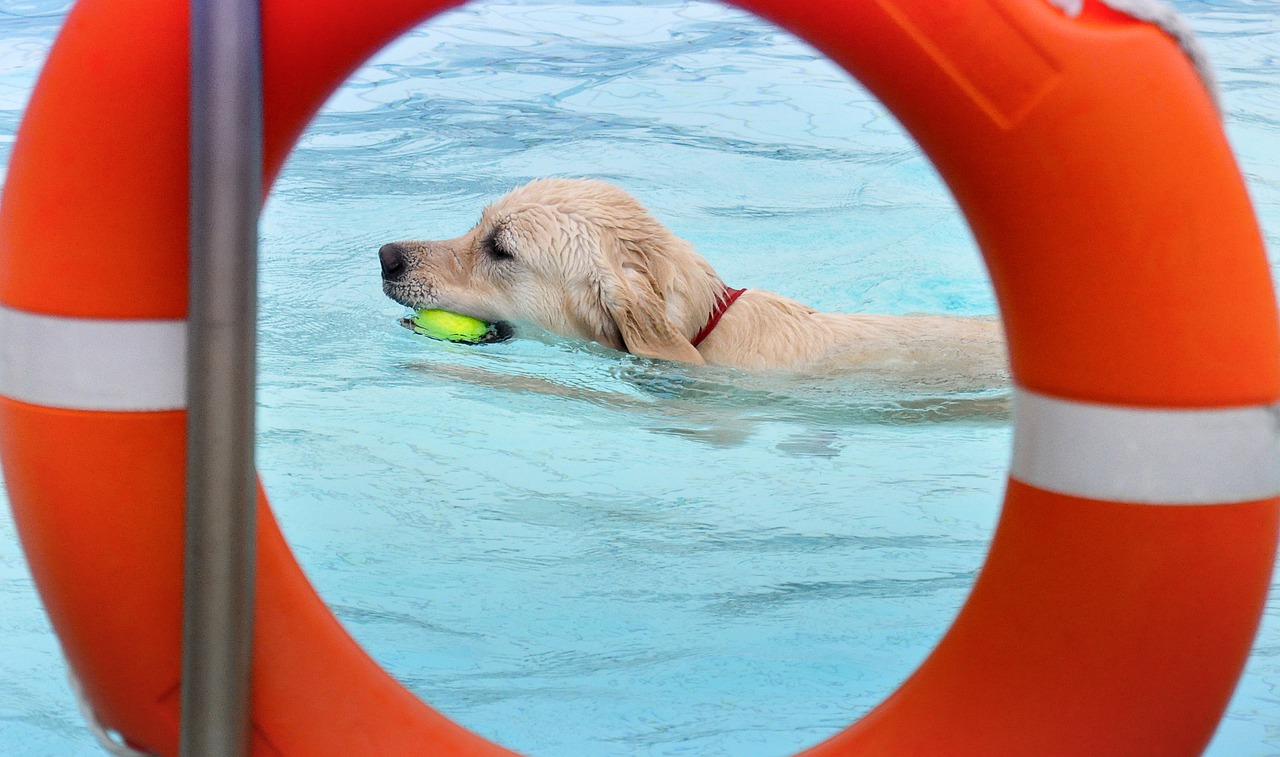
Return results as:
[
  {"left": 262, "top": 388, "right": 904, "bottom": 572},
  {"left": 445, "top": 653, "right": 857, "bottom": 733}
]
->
[{"left": 691, "top": 285, "right": 746, "bottom": 347}]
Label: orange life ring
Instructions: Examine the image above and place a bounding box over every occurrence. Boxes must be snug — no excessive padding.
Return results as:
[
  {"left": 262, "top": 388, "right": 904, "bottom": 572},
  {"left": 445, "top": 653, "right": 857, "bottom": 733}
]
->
[{"left": 2, "top": 0, "right": 1277, "bottom": 754}]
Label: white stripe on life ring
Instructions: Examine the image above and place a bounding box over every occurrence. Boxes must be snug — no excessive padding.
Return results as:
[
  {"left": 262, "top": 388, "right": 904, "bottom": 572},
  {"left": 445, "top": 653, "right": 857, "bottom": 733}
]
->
[
  {"left": 1012, "top": 388, "right": 1280, "bottom": 505},
  {"left": 0, "top": 305, "right": 186, "bottom": 411}
]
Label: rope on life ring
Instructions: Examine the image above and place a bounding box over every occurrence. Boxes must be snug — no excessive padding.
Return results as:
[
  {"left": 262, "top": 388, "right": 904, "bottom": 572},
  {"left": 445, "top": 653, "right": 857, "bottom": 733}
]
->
[
  {"left": 1, "top": 0, "right": 1277, "bottom": 755},
  {"left": 1048, "top": 0, "right": 1219, "bottom": 101},
  {"left": 70, "top": 672, "right": 152, "bottom": 757}
]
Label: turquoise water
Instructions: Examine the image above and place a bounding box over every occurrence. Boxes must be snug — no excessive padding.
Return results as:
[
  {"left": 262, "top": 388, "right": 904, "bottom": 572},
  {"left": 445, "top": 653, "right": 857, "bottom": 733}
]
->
[{"left": 2, "top": 1, "right": 1279, "bottom": 755}]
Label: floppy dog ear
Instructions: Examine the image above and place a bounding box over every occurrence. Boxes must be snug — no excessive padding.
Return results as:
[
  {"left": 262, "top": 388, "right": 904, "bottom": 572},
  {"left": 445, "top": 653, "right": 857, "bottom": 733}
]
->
[{"left": 595, "top": 250, "right": 705, "bottom": 365}]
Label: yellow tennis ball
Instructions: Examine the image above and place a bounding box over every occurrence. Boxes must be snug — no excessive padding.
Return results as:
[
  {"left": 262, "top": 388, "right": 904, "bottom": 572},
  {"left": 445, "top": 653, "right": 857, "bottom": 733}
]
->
[{"left": 406, "top": 309, "right": 493, "bottom": 343}]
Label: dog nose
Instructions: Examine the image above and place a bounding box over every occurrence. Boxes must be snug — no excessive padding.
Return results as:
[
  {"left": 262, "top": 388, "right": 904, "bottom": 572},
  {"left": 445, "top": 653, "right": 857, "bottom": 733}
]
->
[{"left": 379, "top": 242, "right": 407, "bottom": 280}]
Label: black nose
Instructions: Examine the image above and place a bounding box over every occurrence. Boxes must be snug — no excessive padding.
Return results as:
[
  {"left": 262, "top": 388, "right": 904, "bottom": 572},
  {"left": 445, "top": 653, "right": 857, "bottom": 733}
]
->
[{"left": 379, "top": 242, "right": 407, "bottom": 280}]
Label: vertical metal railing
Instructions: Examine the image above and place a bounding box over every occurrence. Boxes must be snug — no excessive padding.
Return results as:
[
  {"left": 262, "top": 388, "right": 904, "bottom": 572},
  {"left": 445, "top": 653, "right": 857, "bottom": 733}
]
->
[{"left": 183, "top": 0, "right": 262, "bottom": 754}]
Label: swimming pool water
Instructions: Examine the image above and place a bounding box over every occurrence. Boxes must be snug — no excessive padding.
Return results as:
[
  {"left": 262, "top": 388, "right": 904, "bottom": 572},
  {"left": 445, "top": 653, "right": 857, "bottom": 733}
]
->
[{"left": 2, "top": 1, "right": 1279, "bottom": 754}]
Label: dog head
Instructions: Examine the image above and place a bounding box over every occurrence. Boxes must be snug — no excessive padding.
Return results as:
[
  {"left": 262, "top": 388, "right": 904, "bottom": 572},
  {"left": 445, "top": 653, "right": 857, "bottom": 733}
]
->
[{"left": 380, "top": 178, "right": 719, "bottom": 363}]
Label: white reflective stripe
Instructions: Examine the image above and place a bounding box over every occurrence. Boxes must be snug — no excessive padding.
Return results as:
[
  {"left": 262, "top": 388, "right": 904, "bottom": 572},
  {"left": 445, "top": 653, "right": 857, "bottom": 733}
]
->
[
  {"left": 1011, "top": 388, "right": 1280, "bottom": 505},
  {"left": 0, "top": 305, "right": 186, "bottom": 411}
]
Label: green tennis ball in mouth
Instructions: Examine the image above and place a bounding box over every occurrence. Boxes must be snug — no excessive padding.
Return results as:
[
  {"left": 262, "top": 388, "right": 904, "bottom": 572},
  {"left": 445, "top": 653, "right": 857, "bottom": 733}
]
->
[{"left": 403, "top": 309, "right": 501, "bottom": 344}]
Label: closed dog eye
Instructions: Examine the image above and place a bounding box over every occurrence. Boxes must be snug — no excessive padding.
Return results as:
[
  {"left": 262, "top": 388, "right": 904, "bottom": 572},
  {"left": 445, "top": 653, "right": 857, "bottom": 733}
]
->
[{"left": 481, "top": 226, "right": 514, "bottom": 262}]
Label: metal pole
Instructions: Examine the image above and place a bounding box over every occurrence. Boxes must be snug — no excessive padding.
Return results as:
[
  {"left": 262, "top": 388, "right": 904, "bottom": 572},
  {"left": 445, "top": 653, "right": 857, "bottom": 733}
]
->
[{"left": 183, "top": 0, "right": 262, "bottom": 753}]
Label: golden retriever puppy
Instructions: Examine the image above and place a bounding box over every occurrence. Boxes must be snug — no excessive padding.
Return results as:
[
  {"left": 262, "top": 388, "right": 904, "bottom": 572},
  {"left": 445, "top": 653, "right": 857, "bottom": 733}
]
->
[{"left": 380, "top": 178, "right": 1006, "bottom": 384}]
